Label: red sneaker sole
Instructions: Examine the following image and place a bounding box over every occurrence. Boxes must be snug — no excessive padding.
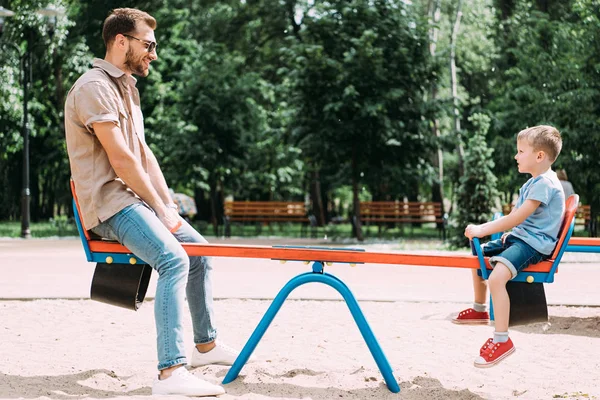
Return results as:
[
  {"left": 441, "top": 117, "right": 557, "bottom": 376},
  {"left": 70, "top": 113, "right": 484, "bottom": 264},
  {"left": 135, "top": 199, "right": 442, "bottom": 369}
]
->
[
  {"left": 474, "top": 346, "right": 516, "bottom": 368},
  {"left": 452, "top": 318, "right": 490, "bottom": 325}
]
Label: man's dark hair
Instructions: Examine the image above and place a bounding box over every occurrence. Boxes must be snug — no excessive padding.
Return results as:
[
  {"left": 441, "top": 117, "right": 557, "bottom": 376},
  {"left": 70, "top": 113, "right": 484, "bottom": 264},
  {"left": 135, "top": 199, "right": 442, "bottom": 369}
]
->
[{"left": 102, "top": 8, "right": 156, "bottom": 49}]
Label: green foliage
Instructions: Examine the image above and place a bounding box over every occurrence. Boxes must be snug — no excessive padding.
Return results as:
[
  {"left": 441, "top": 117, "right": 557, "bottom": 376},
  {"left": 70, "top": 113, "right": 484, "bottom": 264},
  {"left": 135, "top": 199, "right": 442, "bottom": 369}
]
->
[
  {"left": 142, "top": 2, "right": 305, "bottom": 210},
  {"left": 450, "top": 113, "right": 497, "bottom": 247},
  {"left": 488, "top": 0, "right": 600, "bottom": 222},
  {"left": 0, "top": 0, "right": 84, "bottom": 221},
  {"left": 284, "top": 0, "right": 434, "bottom": 201},
  {"left": 1, "top": 0, "right": 599, "bottom": 238}
]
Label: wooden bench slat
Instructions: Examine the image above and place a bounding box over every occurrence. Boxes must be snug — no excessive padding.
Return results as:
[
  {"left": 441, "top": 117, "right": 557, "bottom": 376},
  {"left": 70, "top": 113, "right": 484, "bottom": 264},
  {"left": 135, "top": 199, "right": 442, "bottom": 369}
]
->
[
  {"left": 223, "top": 200, "right": 312, "bottom": 237},
  {"left": 503, "top": 203, "right": 591, "bottom": 226},
  {"left": 224, "top": 201, "right": 309, "bottom": 221},
  {"left": 358, "top": 201, "right": 446, "bottom": 239},
  {"left": 359, "top": 202, "right": 443, "bottom": 217}
]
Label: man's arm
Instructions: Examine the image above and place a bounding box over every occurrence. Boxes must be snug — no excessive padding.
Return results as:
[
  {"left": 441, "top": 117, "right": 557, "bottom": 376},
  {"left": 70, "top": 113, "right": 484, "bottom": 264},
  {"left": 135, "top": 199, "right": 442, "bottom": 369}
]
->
[
  {"left": 93, "top": 121, "right": 181, "bottom": 232},
  {"left": 145, "top": 146, "right": 173, "bottom": 206},
  {"left": 465, "top": 199, "right": 541, "bottom": 239}
]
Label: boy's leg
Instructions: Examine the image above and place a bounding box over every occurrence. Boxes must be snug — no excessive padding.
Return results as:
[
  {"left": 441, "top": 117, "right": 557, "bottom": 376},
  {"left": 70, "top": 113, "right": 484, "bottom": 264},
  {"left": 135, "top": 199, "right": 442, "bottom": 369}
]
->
[
  {"left": 452, "top": 238, "right": 505, "bottom": 324},
  {"left": 471, "top": 268, "right": 487, "bottom": 305},
  {"left": 472, "top": 238, "right": 505, "bottom": 305},
  {"left": 473, "top": 236, "right": 543, "bottom": 368},
  {"left": 486, "top": 236, "right": 544, "bottom": 333},
  {"left": 452, "top": 269, "right": 489, "bottom": 324},
  {"left": 487, "top": 263, "right": 513, "bottom": 333},
  {"left": 474, "top": 262, "right": 515, "bottom": 368}
]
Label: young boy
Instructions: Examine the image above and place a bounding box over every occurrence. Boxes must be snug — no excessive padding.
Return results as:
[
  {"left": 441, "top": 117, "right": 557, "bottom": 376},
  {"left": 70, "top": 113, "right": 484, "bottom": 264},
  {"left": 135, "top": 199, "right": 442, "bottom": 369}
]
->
[{"left": 454, "top": 125, "right": 565, "bottom": 368}]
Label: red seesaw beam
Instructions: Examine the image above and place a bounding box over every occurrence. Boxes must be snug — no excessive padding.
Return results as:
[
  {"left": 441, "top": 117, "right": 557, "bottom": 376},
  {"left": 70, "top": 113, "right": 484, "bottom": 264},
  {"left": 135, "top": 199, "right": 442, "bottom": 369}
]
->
[
  {"left": 88, "top": 241, "right": 556, "bottom": 274},
  {"left": 568, "top": 237, "right": 600, "bottom": 246}
]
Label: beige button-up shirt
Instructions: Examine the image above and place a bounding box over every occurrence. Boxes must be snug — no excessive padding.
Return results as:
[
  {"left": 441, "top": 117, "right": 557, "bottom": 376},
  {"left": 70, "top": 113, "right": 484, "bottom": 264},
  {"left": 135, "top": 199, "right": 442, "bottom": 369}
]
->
[{"left": 65, "top": 58, "right": 148, "bottom": 230}]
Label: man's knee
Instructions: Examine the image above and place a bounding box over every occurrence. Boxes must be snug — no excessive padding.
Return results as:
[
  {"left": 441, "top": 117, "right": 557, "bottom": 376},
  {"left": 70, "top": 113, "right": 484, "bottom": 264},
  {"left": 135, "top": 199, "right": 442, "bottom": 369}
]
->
[{"left": 156, "top": 244, "right": 190, "bottom": 274}]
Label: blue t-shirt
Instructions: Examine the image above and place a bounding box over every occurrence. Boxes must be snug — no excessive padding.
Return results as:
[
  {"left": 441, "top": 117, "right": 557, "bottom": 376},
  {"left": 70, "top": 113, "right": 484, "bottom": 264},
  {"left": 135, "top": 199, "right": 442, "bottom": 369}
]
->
[{"left": 511, "top": 169, "right": 565, "bottom": 255}]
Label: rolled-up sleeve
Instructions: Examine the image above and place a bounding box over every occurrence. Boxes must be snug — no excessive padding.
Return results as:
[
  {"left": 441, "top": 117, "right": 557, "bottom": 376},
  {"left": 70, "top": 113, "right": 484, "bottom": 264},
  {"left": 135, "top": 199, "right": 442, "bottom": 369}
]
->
[{"left": 74, "top": 81, "right": 121, "bottom": 134}]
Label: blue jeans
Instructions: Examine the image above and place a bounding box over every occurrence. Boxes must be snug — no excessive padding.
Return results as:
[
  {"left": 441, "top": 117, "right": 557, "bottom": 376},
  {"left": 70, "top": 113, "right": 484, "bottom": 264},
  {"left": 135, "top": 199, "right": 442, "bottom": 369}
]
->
[
  {"left": 475, "top": 235, "right": 547, "bottom": 279},
  {"left": 91, "top": 202, "right": 217, "bottom": 370}
]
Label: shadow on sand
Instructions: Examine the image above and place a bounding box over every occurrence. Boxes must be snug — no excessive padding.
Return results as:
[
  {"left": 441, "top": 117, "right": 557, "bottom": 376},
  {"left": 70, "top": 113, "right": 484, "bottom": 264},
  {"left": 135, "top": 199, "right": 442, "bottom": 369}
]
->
[
  {"left": 218, "top": 369, "right": 485, "bottom": 400},
  {"left": 512, "top": 315, "right": 600, "bottom": 338},
  {"left": 0, "top": 369, "right": 150, "bottom": 399},
  {"left": 0, "top": 368, "right": 485, "bottom": 399}
]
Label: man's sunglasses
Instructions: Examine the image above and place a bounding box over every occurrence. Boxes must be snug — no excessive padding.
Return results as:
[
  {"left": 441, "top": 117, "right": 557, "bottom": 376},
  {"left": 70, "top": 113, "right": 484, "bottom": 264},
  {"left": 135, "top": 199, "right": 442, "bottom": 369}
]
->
[{"left": 123, "top": 34, "right": 157, "bottom": 53}]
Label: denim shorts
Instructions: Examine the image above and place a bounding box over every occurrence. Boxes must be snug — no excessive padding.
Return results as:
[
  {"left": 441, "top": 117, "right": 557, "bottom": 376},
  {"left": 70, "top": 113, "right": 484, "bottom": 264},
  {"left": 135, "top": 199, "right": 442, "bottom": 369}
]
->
[{"left": 473, "top": 235, "right": 548, "bottom": 279}]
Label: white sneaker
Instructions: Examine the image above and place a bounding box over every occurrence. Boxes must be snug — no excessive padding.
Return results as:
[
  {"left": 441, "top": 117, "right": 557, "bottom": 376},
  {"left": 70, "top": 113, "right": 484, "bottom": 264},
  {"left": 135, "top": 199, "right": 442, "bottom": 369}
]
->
[
  {"left": 191, "top": 341, "right": 254, "bottom": 367},
  {"left": 152, "top": 366, "right": 225, "bottom": 396}
]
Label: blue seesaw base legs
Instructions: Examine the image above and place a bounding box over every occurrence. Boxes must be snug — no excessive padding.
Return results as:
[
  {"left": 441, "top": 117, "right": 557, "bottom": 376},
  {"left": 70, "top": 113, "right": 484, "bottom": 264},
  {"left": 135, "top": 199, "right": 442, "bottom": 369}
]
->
[{"left": 222, "top": 263, "right": 400, "bottom": 393}]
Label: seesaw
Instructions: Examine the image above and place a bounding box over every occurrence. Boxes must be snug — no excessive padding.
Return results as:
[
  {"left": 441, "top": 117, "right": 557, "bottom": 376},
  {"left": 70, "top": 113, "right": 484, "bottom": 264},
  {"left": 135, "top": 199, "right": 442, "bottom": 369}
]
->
[
  {"left": 71, "top": 179, "right": 578, "bottom": 394},
  {"left": 566, "top": 237, "right": 600, "bottom": 253}
]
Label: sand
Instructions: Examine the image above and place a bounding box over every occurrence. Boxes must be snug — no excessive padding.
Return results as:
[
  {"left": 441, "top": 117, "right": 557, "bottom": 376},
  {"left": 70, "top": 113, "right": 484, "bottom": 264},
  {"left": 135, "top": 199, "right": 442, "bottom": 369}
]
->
[
  {"left": 1, "top": 298, "right": 598, "bottom": 400},
  {"left": 1, "top": 237, "right": 599, "bottom": 399}
]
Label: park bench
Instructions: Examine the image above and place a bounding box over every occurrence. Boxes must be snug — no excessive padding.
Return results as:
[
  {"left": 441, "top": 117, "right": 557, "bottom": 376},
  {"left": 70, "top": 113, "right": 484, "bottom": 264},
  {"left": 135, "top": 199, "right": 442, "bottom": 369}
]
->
[
  {"left": 70, "top": 178, "right": 579, "bottom": 394},
  {"left": 223, "top": 200, "right": 315, "bottom": 237},
  {"left": 503, "top": 203, "right": 594, "bottom": 236},
  {"left": 359, "top": 201, "right": 447, "bottom": 238}
]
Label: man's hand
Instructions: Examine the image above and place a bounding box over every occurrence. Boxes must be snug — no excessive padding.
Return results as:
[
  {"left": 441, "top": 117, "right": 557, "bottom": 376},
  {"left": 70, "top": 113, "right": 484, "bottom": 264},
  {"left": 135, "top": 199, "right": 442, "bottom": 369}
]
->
[
  {"left": 464, "top": 224, "right": 483, "bottom": 240},
  {"left": 157, "top": 207, "right": 182, "bottom": 233}
]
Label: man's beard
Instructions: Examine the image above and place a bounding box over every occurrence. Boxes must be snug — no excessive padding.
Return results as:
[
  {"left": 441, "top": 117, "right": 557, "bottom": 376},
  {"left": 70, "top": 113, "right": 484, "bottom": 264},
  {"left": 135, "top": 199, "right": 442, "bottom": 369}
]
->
[{"left": 124, "top": 48, "right": 148, "bottom": 77}]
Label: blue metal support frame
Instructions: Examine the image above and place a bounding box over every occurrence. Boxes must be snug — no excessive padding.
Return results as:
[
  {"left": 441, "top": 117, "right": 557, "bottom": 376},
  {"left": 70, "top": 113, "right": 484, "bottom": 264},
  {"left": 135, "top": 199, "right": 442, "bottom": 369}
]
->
[
  {"left": 72, "top": 199, "right": 93, "bottom": 262},
  {"left": 490, "top": 212, "right": 503, "bottom": 241},
  {"left": 72, "top": 199, "right": 145, "bottom": 265},
  {"left": 222, "top": 261, "right": 400, "bottom": 393},
  {"left": 565, "top": 245, "right": 600, "bottom": 253}
]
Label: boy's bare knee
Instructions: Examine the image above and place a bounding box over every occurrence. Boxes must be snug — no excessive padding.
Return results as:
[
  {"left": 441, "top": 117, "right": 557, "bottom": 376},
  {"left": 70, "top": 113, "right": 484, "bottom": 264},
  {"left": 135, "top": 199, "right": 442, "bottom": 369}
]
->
[{"left": 488, "top": 264, "right": 512, "bottom": 288}]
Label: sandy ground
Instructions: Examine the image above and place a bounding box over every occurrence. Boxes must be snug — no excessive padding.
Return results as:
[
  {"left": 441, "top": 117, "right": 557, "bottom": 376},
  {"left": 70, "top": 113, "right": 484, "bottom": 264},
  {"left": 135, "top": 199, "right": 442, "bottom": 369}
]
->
[
  {"left": 1, "top": 238, "right": 599, "bottom": 399},
  {"left": 1, "top": 299, "right": 599, "bottom": 400}
]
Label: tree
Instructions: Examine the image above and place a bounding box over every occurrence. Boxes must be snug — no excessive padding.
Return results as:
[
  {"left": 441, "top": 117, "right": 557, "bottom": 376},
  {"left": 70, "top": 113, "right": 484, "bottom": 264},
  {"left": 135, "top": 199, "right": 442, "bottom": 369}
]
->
[
  {"left": 451, "top": 113, "right": 497, "bottom": 247},
  {"left": 488, "top": 0, "right": 600, "bottom": 229},
  {"left": 0, "top": 0, "right": 89, "bottom": 221},
  {"left": 285, "top": 0, "right": 434, "bottom": 240}
]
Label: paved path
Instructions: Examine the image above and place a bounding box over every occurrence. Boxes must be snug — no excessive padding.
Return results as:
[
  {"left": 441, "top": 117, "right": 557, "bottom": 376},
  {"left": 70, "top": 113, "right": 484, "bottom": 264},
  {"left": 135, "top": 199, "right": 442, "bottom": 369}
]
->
[{"left": 1, "top": 237, "right": 599, "bottom": 306}]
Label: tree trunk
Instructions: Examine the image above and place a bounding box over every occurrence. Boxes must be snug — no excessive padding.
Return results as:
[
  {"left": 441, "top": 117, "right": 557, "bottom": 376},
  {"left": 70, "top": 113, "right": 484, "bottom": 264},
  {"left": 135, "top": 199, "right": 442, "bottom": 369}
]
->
[
  {"left": 311, "top": 169, "right": 326, "bottom": 226},
  {"left": 429, "top": 0, "right": 442, "bottom": 55},
  {"left": 450, "top": 0, "right": 465, "bottom": 177},
  {"left": 194, "top": 188, "right": 209, "bottom": 222},
  {"left": 321, "top": 182, "right": 330, "bottom": 224},
  {"left": 351, "top": 147, "right": 364, "bottom": 241},
  {"left": 496, "top": 0, "right": 516, "bottom": 20},
  {"left": 209, "top": 177, "right": 219, "bottom": 236},
  {"left": 429, "top": 0, "right": 445, "bottom": 229}
]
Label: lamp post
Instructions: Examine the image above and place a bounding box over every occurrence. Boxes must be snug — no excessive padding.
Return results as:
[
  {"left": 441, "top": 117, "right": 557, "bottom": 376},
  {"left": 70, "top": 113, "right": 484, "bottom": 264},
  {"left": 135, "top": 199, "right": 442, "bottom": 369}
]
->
[{"left": 0, "top": 5, "right": 64, "bottom": 238}]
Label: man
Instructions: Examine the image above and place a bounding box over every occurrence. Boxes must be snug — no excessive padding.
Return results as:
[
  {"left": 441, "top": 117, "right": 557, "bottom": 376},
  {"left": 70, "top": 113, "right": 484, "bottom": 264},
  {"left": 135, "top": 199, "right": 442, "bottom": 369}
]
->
[{"left": 65, "top": 8, "right": 241, "bottom": 397}]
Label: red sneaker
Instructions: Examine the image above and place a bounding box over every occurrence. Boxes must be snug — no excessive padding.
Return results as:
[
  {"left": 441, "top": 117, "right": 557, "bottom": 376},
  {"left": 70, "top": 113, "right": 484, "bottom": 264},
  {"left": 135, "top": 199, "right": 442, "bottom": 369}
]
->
[
  {"left": 474, "top": 338, "right": 515, "bottom": 368},
  {"left": 452, "top": 308, "right": 490, "bottom": 325},
  {"left": 479, "top": 338, "right": 493, "bottom": 355}
]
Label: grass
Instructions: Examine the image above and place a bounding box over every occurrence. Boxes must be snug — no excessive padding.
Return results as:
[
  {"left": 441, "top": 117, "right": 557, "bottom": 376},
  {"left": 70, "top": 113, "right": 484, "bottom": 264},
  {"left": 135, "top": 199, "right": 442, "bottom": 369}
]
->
[
  {"left": 0, "top": 219, "right": 445, "bottom": 241},
  {"left": 0, "top": 220, "right": 79, "bottom": 238},
  {"left": 0, "top": 218, "right": 593, "bottom": 242},
  {"left": 214, "top": 221, "right": 446, "bottom": 241}
]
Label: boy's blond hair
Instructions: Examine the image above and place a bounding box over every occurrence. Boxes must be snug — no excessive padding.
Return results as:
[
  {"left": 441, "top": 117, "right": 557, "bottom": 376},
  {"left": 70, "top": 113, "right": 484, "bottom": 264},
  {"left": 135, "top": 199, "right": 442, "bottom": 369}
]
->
[{"left": 517, "top": 125, "right": 562, "bottom": 162}]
